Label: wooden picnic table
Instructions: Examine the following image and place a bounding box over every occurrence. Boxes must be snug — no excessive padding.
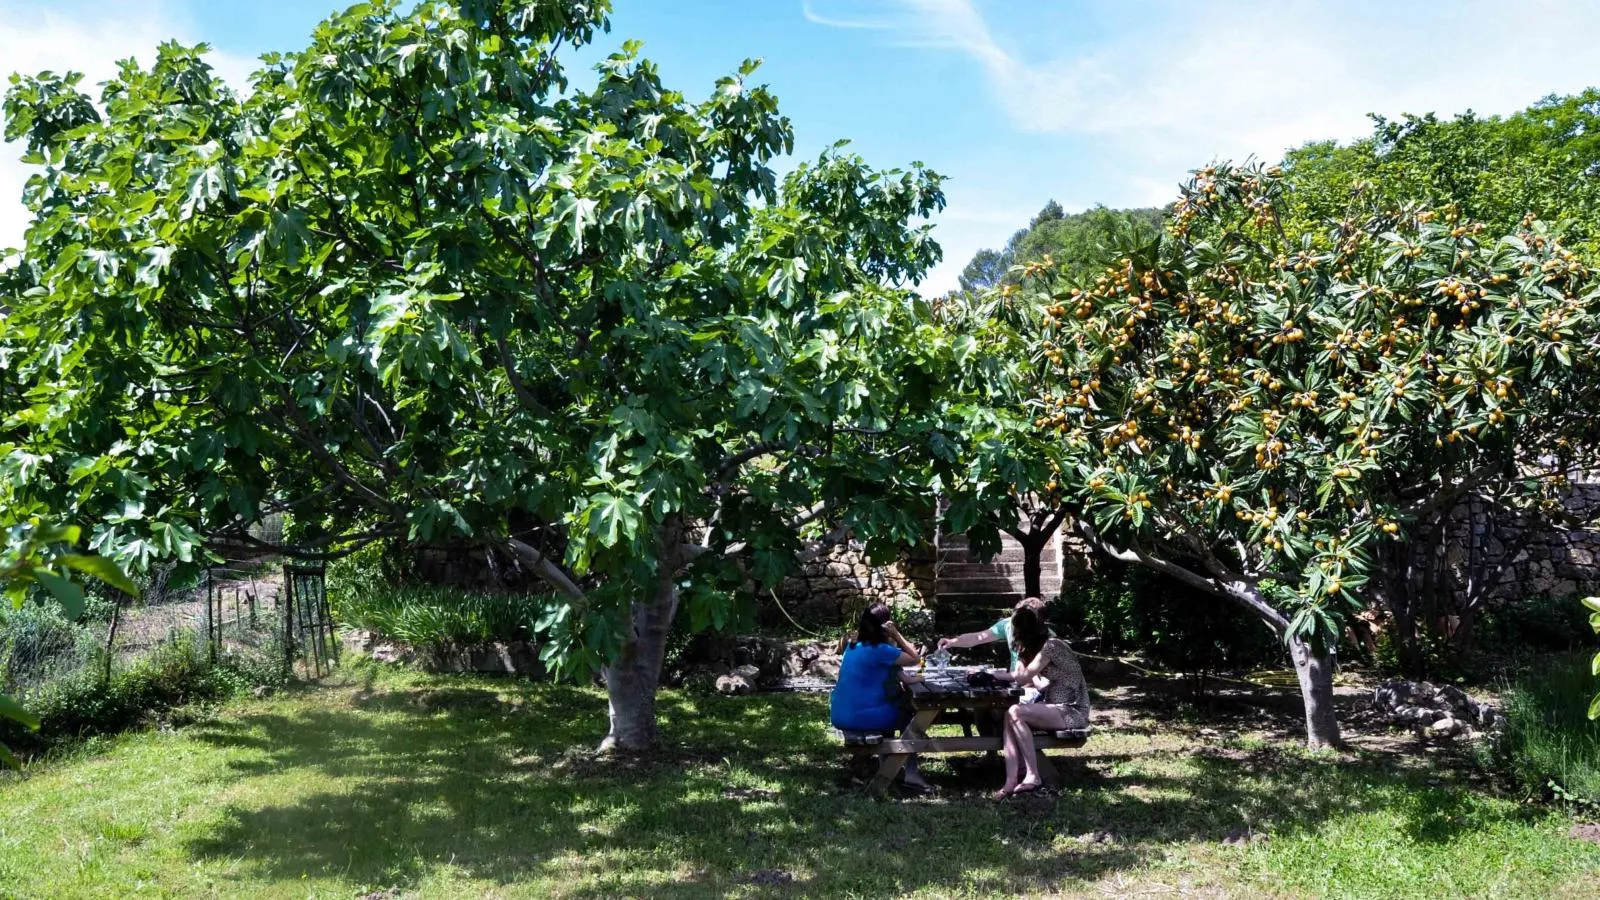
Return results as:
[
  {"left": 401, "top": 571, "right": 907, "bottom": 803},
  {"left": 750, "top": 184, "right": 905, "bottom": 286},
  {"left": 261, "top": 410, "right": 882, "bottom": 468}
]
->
[{"left": 842, "top": 665, "right": 1089, "bottom": 794}]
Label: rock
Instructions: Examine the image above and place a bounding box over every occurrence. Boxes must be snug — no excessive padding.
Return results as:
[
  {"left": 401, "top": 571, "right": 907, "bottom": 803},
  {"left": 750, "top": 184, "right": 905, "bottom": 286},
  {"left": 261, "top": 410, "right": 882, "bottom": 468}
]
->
[
  {"left": 1376, "top": 680, "right": 1503, "bottom": 737},
  {"left": 731, "top": 664, "right": 761, "bottom": 680},
  {"left": 715, "top": 674, "right": 756, "bottom": 695},
  {"left": 808, "top": 654, "right": 841, "bottom": 681},
  {"left": 1434, "top": 685, "right": 1473, "bottom": 717},
  {"left": 371, "top": 642, "right": 415, "bottom": 665},
  {"left": 1570, "top": 823, "right": 1600, "bottom": 845}
]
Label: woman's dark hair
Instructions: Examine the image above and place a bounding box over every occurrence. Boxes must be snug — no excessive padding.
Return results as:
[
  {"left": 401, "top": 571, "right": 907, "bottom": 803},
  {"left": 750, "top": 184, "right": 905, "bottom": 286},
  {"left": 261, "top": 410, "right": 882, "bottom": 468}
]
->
[
  {"left": 852, "top": 603, "right": 894, "bottom": 647},
  {"left": 1010, "top": 605, "right": 1049, "bottom": 665}
]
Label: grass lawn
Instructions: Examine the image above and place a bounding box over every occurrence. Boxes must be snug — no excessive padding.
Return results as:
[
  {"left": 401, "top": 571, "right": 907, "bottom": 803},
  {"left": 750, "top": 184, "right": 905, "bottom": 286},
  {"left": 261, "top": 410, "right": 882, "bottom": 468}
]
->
[{"left": 2, "top": 662, "right": 1598, "bottom": 899}]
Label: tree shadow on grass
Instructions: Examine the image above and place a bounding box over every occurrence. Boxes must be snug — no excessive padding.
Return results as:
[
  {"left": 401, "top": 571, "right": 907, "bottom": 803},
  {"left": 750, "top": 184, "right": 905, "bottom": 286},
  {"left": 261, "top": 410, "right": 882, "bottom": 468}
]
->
[{"left": 179, "top": 677, "right": 1530, "bottom": 896}]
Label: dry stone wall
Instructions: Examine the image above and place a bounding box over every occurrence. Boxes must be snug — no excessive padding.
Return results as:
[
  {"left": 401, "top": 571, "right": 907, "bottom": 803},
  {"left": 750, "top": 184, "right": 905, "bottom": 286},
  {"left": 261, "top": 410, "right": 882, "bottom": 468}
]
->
[
  {"left": 1436, "top": 483, "right": 1600, "bottom": 606},
  {"left": 773, "top": 540, "right": 937, "bottom": 626}
]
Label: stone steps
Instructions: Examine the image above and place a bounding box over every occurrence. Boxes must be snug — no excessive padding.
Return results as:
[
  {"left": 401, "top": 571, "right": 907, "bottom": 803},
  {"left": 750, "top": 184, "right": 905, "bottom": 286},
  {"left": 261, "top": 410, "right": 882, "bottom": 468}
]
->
[
  {"left": 937, "top": 591, "right": 1026, "bottom": 610},
  {"left": 939, "top": 561, "right": 1037, "bottom": 578},
  {"left": 935, "top": 518, "right": 1063, "bottom": 607},
  {"left": 938, "top": 548, "right": 1031, "bottom": 565},
  {"left": 937, "top": 574, "right": 1023, "bottom": 594},
  {"left": 939, "top": 536, "right": 1058, "bottom": 555},
  {"left": 940, "top": 574, "right": 1062, "bottom": 593}
]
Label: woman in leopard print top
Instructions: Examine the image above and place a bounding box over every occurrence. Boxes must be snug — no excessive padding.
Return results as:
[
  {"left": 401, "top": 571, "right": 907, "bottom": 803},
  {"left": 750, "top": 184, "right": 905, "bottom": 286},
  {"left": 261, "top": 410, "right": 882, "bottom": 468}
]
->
[{"left": 992, "top": 605, "right": 1090, "bottom": 798}]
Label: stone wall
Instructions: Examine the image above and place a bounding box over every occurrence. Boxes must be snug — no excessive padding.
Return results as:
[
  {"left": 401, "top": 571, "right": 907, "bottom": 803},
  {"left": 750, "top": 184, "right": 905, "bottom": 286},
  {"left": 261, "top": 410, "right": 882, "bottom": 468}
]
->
[
  {"left": 1436, "top": 483, "right": 1600, "bottom": 605},
  {"left": 772, "top": 540, "right": 936, "bottom": 627},
  {"left": 412, "top": 543, "right": 539, "bottom": 592}
]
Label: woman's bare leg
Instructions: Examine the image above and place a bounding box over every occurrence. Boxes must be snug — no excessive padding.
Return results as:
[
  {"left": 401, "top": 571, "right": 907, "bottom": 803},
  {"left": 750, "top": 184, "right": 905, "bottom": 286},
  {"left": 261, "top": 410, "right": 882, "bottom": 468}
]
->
[
  {"left": 1011, "top": 704, "right": 1069, "bottom": 789},
  {"left": 995, "top": 711, "right": 1022, "bottom": 799}
]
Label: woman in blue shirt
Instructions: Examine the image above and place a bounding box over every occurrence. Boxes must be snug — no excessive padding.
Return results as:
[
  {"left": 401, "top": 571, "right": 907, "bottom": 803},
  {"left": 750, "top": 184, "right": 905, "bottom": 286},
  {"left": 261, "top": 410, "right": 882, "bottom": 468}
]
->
[{"left": 830, "top": 603, "right": 928, "bottom": 787}]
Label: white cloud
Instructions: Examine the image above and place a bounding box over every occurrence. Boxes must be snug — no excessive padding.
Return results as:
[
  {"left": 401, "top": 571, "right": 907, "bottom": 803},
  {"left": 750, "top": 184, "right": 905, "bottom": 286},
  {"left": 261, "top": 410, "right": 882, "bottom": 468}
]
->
[
  {"left": 807, "top": 0, "right": 1600, "bottom": 293},
  {"left": 0, "top": 0, "right": 255, "bottom": 251},
  {"left": 826, "top": 0, "right": 1600, "bottom": 163}
]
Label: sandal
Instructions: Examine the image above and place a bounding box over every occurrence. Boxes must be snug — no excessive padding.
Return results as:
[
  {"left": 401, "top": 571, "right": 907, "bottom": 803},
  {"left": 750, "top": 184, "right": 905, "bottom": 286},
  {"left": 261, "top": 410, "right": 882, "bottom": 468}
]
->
[{"left": 1012, "top": 781, "right": 1043, "bottom": 795}]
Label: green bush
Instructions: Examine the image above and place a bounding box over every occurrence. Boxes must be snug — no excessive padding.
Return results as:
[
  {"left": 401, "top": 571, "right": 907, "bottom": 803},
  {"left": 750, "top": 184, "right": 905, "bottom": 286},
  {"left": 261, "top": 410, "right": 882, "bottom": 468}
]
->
[
  {"left": 1478, "top": 593, "right": 1594, "bottom": 656},
  {"left": 325, "top": 540, "right": 393, "bottom": 615},
  {"left": 0, "top": 631, "right": 279, "bottom": 757},
  {"left": 1490, "top": 652, "right": 1600, "bottom": 804},
  {"left": 1057, "top": 560, "right": 1284, "bottom": 678},
  {"left": 332, "top": 583, "right": 546, "bottom": 647},
  {"left": 0, "top": 601, "right": 99, "bottom": 693}
]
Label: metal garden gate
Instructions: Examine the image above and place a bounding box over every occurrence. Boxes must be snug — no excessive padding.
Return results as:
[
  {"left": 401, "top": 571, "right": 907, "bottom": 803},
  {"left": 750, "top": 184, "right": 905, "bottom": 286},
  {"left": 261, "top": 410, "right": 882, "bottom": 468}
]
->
[{"left": 284, "top": 565, "right": 338, "bottom": 678}]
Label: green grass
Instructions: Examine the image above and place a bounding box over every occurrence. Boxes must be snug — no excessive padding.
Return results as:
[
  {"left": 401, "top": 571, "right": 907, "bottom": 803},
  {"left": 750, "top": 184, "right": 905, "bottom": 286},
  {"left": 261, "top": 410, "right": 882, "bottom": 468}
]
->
[
  {"left": 1496, "top": 652, "right": 1600, "bottom": 803},
  {"left": 331, "top": 583, "right": 546, "bottom": 647},
  {"left": 1, "top": 664, "right": 1597, "bottom": 899}
]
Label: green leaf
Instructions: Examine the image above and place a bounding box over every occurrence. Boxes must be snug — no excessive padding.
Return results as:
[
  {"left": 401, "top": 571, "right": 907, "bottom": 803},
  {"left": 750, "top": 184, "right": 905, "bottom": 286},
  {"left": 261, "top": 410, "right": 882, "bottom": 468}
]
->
[
  {"left": 1588, "top": 692, "right": 1600, "bottom": 722},
  {"left": 0, "top": 693, "right": 39, "bottom": 731},
  {"left": 58, "top": 554, "right": 139, "bottom": 598},
  {"left": 587, "top": 493, "right": 641, "bottom": 548},
  {"left": 33, "top": 570, "right": 86, "bottom": 621}
]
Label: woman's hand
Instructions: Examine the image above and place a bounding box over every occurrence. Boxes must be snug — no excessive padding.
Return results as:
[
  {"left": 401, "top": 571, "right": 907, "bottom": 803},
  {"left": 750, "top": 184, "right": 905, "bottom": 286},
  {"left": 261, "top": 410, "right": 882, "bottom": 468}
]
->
[{"left": 884, "top": 621, "right": 918, "bottom": 657}]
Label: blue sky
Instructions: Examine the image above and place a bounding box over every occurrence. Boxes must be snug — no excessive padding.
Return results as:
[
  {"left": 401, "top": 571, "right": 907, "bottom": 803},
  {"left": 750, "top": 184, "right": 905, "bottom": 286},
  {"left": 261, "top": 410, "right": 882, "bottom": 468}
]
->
[{"left": 6, "top": 0, "right": 1600, "bottom": 293}]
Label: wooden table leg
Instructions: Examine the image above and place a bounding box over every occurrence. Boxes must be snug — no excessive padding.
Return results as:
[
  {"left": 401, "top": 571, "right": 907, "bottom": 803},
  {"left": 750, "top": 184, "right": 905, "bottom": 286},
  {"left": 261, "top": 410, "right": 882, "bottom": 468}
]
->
[
  {"left": 865, "top": 708, "right": 941, "bottom": 795},
  {"left": 867, "top": 752, "right": 909, "bottom": 795}
]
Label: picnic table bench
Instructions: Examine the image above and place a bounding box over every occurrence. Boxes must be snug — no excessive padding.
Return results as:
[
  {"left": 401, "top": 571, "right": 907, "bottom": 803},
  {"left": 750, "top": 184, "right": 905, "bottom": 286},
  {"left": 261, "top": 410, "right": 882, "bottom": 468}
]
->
[{"left": 838, "top": 665, "right": 1090, "bottom": 794}]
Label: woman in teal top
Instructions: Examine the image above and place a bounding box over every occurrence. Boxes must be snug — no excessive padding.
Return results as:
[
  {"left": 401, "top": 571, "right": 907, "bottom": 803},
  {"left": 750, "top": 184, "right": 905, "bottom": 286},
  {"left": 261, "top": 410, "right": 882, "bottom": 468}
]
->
[
  {"left": 830, "top": 603, "right": 928, "bottom": 787},
  {"left": 937, "top": 596, "right": 1051, "bottom": 669}
]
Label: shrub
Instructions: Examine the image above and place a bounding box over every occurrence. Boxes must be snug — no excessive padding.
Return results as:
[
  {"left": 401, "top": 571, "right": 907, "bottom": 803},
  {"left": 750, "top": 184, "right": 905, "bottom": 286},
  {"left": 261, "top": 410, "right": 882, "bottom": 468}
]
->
[
  {"left": 0, "top": 632, "right": 264, "bottom": 757},
  {"left": 1490, "top": 652, "right": 1600, "bottom": 804},
  {"left": 325, "top": 540, "right": 393, "bottom": 615},
  {"left": 333, "top": 583, "right": 546, "bottom": 647},
  {"left": 1057, "top": 559, "right": 1284, "bottom": 679},
  {"left": 1478, "top": 593, "right": 1594, "bottom": 657},
  {"left": 0, "top": 601, "right": 98, "bottom": 693}
]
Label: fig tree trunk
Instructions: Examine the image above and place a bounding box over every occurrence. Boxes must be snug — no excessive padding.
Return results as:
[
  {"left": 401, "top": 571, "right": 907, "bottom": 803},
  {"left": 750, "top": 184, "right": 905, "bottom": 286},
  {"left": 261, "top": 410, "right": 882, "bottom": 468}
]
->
[
  {"left": 1288, "top": 634, "right": 1340, "bottom": 749},
  {"left": 599, "top": 519, "right": 683, "bottom": 753}
]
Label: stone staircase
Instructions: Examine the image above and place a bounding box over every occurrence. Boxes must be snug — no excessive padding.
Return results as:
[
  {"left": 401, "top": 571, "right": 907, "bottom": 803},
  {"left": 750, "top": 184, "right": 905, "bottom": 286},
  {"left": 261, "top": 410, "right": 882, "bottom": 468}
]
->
[{"left": 934, "top": 527, "right": 1062, "bottom": 626}]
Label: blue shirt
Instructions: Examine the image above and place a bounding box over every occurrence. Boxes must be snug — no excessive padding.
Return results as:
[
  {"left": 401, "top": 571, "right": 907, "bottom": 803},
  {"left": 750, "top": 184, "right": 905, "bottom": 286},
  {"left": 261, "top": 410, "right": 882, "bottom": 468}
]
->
[{"left": 830, "top": 641, "right": 906, "bottom": 731}]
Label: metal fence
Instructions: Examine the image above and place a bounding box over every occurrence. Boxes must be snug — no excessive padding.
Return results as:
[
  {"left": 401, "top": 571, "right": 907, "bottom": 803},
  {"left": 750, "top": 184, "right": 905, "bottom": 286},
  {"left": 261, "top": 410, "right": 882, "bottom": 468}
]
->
[{"left": 0, "top": 550, "right": 331, "bottom": 699}]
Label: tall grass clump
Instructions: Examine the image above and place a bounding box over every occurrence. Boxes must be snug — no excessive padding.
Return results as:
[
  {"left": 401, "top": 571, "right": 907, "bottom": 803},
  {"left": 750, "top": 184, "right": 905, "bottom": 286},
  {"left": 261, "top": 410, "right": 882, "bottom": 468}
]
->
[
  {"left": 1493, "top": 652, "right": 1600, "bottom": 803},
  {"left": 333, "top": 584, "right": 546, "bottom": 648}
]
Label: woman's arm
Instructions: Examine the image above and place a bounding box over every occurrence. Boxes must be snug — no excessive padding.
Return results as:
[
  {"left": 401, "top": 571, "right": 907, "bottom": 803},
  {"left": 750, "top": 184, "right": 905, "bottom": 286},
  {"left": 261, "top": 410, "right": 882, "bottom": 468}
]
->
[
  {"left": 883, "top": 621, "right": 921, "bottom": 664},
  {"left": 995, "top": 646, "right": 1051, "bottom": 683},
  {"left": 937, "top": 629, "right": 998, "bottom": 651}
]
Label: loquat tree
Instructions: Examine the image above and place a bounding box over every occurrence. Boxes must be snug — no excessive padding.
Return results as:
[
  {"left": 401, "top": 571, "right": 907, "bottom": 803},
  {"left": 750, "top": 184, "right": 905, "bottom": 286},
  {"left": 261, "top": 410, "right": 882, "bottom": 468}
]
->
[{"left": 1018, "top": 162, "right": 1600, "bottom": 748}]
